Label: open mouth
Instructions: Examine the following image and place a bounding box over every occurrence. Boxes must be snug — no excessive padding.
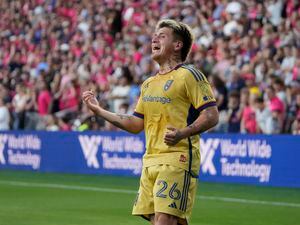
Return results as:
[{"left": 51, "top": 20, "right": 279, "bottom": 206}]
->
[{"left": 152, "top": 46, "right": 160, "bottom": 51}]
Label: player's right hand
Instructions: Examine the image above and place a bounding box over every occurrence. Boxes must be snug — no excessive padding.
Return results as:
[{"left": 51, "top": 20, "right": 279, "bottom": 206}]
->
[
  {"left": 164, "top": 126, "right": 182, "bottom": 146},
  {"left": 82, "top": 90, "right": 101, "bottom": 114}
]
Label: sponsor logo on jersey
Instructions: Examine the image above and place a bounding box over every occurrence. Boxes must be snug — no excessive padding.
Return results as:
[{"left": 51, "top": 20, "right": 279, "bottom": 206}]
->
[{"left": 142, "top": 95, "right": 171, "bottom": 104}]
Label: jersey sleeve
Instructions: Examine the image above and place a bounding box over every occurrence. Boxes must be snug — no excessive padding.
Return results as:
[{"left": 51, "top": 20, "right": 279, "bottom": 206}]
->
[
  {"left": 183, "top": 67, "right": 217, "bottom": 111},
  {"left": 133, "top": 82, "right": 145, "bottom": 119}
]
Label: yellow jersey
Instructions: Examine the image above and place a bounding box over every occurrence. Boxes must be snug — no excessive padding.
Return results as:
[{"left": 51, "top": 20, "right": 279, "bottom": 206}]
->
[{"left": 133, "top": 64, "right": 216, "bottom": 177}]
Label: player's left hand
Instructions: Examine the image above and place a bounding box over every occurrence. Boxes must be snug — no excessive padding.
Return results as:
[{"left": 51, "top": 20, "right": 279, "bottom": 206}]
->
[{"left": 164, "top": 126, "right": 182, "bottom": 146}]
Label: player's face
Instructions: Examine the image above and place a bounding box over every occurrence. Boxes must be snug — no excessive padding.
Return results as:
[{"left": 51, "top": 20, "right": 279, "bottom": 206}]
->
[{"left": 151, "top": 27, "right": 177, "bottom": 63}]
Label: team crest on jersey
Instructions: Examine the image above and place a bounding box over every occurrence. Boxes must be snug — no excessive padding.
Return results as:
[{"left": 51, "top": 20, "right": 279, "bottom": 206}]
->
[{"left": 164, "top": 80, "right": 174, "bottom": 91}]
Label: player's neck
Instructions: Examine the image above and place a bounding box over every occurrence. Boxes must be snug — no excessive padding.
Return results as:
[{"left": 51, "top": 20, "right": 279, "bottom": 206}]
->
[{"left": 158, "top": 58, "right": 183, "bottom": 75}]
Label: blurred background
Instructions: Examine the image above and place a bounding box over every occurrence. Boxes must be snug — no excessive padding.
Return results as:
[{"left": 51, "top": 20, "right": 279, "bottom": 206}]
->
[{"left": 0, "top": 0, "right": 299, "bottom": 134}]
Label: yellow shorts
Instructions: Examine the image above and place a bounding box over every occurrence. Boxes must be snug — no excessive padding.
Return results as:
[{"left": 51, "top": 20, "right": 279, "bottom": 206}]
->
[{"left": 132, "top": 164, "right": 198, "bottom": 225}]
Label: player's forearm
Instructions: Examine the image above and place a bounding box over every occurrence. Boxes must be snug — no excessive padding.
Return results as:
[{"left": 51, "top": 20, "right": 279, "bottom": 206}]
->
[
  {"left": 179, "top": 106, "right": 219, "bottom": 139},
  {"left": 94, "top": 106, "right": 143, "bottom": 133}
]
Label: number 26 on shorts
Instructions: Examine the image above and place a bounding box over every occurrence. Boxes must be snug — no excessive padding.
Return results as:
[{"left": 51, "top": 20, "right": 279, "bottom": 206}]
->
[{"left": 156, "top": 180, "right": 181, "bottom": 200}]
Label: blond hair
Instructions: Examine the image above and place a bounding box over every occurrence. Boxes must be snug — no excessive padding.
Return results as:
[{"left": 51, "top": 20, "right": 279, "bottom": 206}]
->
[{"left": 156, "top": 19, "right": 194, "bottom": 61}]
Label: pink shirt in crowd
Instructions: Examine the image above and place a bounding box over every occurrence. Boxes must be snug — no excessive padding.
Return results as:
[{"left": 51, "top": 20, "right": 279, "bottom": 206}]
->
[
  {"left": 38, "top": 90, "right": 52, "bottom": 115},
  {"left": 242, "top": 106, "right": 257, "bottom": 133},
  {"left": 269, "top": 96, "right": 285, "bottom": 113},
  {"left": 59, "top": 87, "right": 78, "bottom": 110}
]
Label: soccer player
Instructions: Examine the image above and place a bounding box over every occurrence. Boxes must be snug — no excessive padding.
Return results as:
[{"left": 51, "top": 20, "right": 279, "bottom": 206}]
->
[{"left": 82, "top": 19, "right": 219, "bottom": 225}]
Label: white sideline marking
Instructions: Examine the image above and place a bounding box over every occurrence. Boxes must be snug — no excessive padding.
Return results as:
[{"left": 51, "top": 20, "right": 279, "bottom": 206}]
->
[
  {"left": 0, "top": 180, "right": 299, "bottom": 208},
  {"left": 196, "top": 196, "right": 300, "bottom": 208}
]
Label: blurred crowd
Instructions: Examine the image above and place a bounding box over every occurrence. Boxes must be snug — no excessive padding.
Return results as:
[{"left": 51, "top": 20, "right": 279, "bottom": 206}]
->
[{"left": 0, "top": 0, "right": 299, "bottom": 134}]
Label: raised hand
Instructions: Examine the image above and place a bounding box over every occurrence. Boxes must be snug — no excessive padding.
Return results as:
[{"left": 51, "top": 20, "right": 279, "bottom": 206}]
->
[{"left": 82, "top": 90, "right": 101, "bottom": 114}]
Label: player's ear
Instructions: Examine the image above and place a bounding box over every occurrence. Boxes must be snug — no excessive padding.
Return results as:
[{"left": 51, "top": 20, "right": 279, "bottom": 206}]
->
[{"left": 174, "top": 41, "right": 183, "bottom": 51}]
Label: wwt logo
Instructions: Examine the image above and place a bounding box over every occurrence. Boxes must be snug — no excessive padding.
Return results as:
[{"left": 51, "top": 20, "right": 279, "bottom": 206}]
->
[
  {"left": 200, "top": 138, "right": 220, "bottom": 175},
  {"left": 78, "top": 135, "right": 101, "bottom": 169},
  {"left": 0, "top": 135, "right": 8, "bottom": 165}
]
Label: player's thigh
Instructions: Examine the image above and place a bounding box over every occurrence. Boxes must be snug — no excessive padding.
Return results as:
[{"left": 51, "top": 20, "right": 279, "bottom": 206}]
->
[{"left": 155, "top": 212, "right": 177, "bottom": 225}]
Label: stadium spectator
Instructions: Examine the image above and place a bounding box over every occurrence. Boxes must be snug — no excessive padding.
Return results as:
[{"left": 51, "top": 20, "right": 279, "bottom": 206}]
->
[
  {"left": 209, "top": 75, "right": 228, "bottom": 111},
  {"left": 11, "top": 84, "right": 28, "bottom": 130},
  {"left": 37, "top": 79, "right": 52, "bottom": 116},
  {"left": 254, "top": 97, "right": 272, "bottom": 134},
  {"left": 45, "top": 115, "right": 60, "bottom": 131},
  {"left": 0, "top": 0, "right": 299, "bottom": 134},
  {"left": 266, "top": 86, "right": 285, "bottom": 114},
  {"left": 273, "top": 77, "right": 288, "bottom": 106},
  {"left": 240, "top": 88, "right": 257, "bottom": 133},
  {"left": 291, "top": 113, "right": 300, "bottom": 135},
  {"left": 107, "top": 69, "right": 131, "bottom": 113},
  {"left": 24, "top": 86, "right": 38, "bottom": 130},
  {"left": 266, "top": 105, "right": 284, "bottom": 134},
  {"left": 226, "top": 67, "right": 245, "bottom": 92},
  {"left": 0, "top": 83, "right": 11, "bottom": 106},
  {"left": 0, "top": 97, "right": 10, "bottom": 130},
  {"left": 281, "top": 45, "right": 297, "bottom": 85},
  {"left": 265, "top": 0, "right": 284, "bottom": 27},
  {"left": 226, "top": 91, "right": 241, "bottom": 133}
]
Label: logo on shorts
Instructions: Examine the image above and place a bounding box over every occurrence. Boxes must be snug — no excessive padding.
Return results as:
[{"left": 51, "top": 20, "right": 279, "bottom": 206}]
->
[
  {"left": 179, "top": 154, "right": 187, "bottom": 163},
  {"left": 168, "top": 202, "right": 177, "bottom": 209},
  {"left": 164, "top": 80, "right": 174, "bottom": 91}
]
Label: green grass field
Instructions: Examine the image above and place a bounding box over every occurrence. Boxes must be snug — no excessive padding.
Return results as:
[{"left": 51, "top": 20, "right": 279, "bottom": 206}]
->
[{"left": 0, "top": 170, "right": 299, "bottom": 225}]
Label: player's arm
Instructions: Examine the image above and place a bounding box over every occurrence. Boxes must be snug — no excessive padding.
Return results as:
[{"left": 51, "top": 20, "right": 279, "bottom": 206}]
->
[
  {"left": 82, "top": 90, "right": 144, "bottom": 134},
  {"left": 164, "top": 106, "right": 218, "bottom": 146},
  {"left": 184, "top": 105, "right": 219, "bottom": 136},
  {"left": 164, "top": 67, "right": 219, "bottom": 146}
]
